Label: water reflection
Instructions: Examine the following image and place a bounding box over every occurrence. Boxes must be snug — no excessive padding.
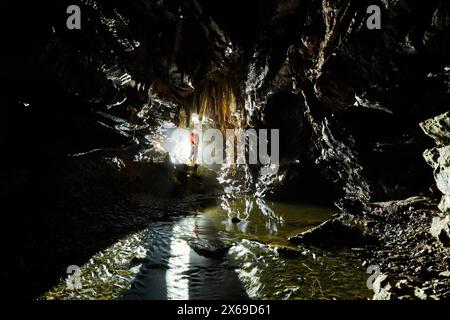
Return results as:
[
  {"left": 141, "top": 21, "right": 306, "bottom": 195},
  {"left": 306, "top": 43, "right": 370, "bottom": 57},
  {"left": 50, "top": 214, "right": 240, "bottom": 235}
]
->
[
  {"left": 220, "top": 196, "right": 283, "bottom": 234},
  {"left": 166, "top": 225, "right": 190, "bottom": 300},
  {"left": 123, "top": 217, "right": 248, "bottom": 300},
  {"left": 216, "top": 195, "right": 330, "bottom": 241},
  {"left": 124, "top": 197, "right": 370, "bottom": 300}
]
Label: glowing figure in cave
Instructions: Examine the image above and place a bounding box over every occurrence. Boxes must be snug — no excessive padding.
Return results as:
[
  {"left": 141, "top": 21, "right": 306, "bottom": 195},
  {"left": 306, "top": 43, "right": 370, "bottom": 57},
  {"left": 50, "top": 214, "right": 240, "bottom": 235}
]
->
[
  {"left": 189, "top": 113, "right": 201, "bottom": 164},
  {"left": 189, "top": 129, "right": 200, "bottom": 164}
]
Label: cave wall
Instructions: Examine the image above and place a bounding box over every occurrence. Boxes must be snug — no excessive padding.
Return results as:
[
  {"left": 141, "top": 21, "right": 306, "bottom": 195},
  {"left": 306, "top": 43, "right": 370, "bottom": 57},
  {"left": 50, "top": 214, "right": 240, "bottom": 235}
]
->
[
  {"left": 2, "top": 0, "right": 450, "bottom": 223},
  {"left": 233, "top": 0, "right": 450, "bottom": 205}
]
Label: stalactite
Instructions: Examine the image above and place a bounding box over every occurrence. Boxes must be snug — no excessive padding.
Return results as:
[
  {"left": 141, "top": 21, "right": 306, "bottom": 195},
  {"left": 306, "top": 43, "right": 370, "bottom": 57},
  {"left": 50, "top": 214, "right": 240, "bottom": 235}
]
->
[{"left": 197, "top": 79, "right": 241, "bottom": 131}]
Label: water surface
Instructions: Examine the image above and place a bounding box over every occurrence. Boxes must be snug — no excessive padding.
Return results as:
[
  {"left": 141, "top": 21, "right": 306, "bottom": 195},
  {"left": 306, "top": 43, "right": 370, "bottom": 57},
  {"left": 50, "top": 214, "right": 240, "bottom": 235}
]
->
[{"left": 124, "top": 196, "right": 371, "bottom": 300}]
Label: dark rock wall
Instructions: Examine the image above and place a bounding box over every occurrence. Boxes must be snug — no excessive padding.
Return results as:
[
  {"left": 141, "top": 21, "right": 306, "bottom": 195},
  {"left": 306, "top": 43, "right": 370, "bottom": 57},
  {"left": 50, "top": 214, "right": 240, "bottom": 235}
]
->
[{"left": 236, "top": 0, "right": 450, "bottom": 204}]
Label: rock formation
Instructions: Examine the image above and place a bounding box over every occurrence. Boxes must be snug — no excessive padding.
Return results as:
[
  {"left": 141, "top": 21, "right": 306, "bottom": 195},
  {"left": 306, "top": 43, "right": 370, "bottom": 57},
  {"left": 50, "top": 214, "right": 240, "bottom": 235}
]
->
[
  {"left": 1, "top": 0, "right": 450, "bottom": 299},
  {"left": 421, "top": 112, "right": 450, "bottom": 247}
]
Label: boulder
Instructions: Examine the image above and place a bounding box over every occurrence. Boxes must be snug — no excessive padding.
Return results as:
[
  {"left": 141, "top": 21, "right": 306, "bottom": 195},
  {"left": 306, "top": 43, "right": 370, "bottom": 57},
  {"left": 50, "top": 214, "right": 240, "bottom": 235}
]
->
[
  {"left": 423, "top": 146, "right": 450, "bottom": 213},
  {"left": 420, "top": 112, "right": 450, "bottom": 247},
  {"left": 372, "top": 274, "right": 395, "bottom": 300},
  {"left": 419, "top": 111, "right": 450, "bottom": 147},
  {"left": 421, "top": 112, "right": 450, "bottom": 213},
  {"left": 430, "top": 215, "right": 450, "bottom": 247},
  {"left": 288, "top": 218, "right": 376, "bottom": 248},
  {"left": 268, "top": 244, "right": 303, "bottom": 258},
  {"left": 187, "top": 238, "right": 231, "bottom": 259}
]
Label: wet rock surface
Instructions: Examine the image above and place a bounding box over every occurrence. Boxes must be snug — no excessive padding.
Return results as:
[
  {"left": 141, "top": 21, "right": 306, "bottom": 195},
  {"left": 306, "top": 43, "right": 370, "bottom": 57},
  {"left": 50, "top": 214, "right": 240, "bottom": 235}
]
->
[
  {"left": 421, "top": 112, "right": 450, "bottom": 214},
  {"left": 288, "top": 196, "right": 450, "bottom": 299},
  {"left": 431, "top": 215, "right": 450, "bottom": 247},
  {"left": 187, "top": 238, "right": 232, "bottom": 259},
  {"left": 2, "top": 0, "right": 450, "bottom": 300},
  {"left": 269, "top": 245, "right": 303, "bottom": 259}
]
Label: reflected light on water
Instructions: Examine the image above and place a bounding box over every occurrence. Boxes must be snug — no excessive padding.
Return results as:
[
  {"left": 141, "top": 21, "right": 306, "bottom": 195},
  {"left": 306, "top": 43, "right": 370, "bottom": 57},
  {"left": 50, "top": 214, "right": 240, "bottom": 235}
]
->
[
  {"left": 219, "top": 195, "right": 285, "bottom": 234},
  {"left": 165, "top": 225, "right": 190, "bottom": 300}
]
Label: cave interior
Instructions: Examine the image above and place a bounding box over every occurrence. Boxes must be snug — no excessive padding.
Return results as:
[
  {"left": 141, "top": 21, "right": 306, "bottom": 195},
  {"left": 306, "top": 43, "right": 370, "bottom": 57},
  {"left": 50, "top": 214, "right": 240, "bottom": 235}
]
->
[{"left": 1, "top": 0, "right": 450, "bottom": 300}]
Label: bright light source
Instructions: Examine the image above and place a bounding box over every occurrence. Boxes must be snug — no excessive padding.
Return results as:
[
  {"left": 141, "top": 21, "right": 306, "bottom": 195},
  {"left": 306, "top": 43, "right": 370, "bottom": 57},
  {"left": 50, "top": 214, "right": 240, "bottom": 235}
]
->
[
  {"left": 169, "top": 130, "right": 192, "bottom": 164},
  {"left": 191, "top": 113, "right": 200, "bottom": 125}
]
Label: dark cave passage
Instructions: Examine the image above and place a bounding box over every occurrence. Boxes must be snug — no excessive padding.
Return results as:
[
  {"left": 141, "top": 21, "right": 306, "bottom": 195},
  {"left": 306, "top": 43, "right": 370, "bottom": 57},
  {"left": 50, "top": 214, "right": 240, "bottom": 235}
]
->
[{"left": 1, "top": 0, "right": 450, "bottom": 301}]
